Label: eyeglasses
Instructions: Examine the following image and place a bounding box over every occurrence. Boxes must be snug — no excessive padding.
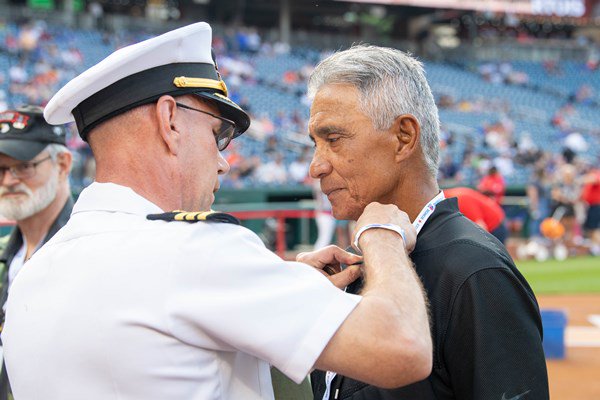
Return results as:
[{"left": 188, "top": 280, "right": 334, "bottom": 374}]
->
[
  {"left": 0, "top": 155, "right": 53, "bottom": 181},
  {"left": 175, "top": 102, "right": 237, "bottom": 151}
]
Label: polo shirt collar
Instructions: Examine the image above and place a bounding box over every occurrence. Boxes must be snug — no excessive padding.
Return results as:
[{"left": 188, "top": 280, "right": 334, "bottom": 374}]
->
[
  {"left": 419, "top": 197, "right": 459, "bottom": 233},
  {"left": 72, "top": 182, "right": 164, "bottom": 216}
]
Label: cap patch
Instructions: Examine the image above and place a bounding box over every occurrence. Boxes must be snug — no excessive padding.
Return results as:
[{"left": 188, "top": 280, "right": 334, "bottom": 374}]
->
[{"left": 0, "top": 112, "right": 30, "bottom": 131}]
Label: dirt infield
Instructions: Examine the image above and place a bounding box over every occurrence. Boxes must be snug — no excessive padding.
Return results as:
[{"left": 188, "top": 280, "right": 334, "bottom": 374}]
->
[{"left": 537, "top": 294, "right": 600, "bottom": 400}]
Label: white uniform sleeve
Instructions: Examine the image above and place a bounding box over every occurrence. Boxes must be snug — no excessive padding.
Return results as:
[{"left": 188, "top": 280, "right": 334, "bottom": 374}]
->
[{"left": 165, "top": 223, "right": 361, "bottom": 383}]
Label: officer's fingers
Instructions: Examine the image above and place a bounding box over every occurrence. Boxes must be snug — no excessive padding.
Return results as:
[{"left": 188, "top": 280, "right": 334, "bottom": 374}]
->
[
  {"left": 332, "top": 249, "right": 362, "bottom": 266},
  {"left": 327, "top": 265, "right": 361, "bottom": 289},
  {"left": 296, "top": 245, "right": 346, "bottom": 269},
  {"left": 295, "top": 252, "right": 308, "bottom": 262},
  {"left": 296, "top": 250, "right": 320, "bottom": 266},
  {"left": 315, "top": 245, "right": 361, "bottom": 267}
]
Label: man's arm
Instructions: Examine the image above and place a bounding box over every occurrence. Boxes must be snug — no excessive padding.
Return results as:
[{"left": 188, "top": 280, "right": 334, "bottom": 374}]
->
[{"left": 311, "top": 203, "right": 432, "bottom": 389}]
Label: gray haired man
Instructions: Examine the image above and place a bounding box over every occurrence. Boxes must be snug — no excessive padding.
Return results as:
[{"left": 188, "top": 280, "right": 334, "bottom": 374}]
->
[{"left": 308, "top": 45, "right": 549, "bottom": 400}]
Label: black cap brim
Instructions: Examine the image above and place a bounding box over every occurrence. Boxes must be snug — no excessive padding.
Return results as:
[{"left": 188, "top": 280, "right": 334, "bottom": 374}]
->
[
  {"left": 194, "top": 91, "right": 251, "bottom": 139},
  {"left": 71, "top": 63, "right": 252, "bottom": 141},
  {"left": 0, "top": 140, "right": 47, "bottom": 161}
]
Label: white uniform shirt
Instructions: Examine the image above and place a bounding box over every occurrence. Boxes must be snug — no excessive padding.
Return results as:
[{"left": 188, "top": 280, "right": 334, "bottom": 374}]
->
[{"left": 2, "top": 182, "right": 361, "bottom": 400}]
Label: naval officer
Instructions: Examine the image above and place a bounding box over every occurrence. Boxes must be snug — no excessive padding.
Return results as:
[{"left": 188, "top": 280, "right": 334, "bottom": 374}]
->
[{"left": 2, "top": 23, "right": 432, "bottom": 400}]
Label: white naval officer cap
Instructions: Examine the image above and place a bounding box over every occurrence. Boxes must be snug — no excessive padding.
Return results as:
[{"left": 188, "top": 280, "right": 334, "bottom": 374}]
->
[{"left": 44, "top": 22, "right": 250, "bottom": 142}]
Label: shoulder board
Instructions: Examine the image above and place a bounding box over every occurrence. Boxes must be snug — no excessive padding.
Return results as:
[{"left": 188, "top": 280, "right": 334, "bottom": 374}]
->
[{"left": 146, "top": 210, "right": 240, "bottom": 225}]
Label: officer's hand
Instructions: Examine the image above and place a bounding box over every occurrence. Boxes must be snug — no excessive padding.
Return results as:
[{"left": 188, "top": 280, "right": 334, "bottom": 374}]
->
[
  {"left": 296, "top": 246, "right": 363, "bottom": 289},
  {"left": 354, "top": 202, "right": 417, "bottom": 253}
]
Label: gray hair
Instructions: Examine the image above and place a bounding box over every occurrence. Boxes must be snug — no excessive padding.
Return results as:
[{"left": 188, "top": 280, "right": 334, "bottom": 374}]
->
[
  {"left": 45, "top": 143, "right": 71, "bottom": 160},
  {"left": 45, "top": 143, "right": 73, "bottom": 174},
  {"left": 307, "top": 45, "right": 440, "bottom": 176}
]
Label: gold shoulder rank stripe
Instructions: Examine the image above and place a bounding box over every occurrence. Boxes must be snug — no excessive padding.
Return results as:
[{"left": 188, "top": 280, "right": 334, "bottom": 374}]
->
[{"left": 146, "top": 210, "right": 240, "bottom": 225}]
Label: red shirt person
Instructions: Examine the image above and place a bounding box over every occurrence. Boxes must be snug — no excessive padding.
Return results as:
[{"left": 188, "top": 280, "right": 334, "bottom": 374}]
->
[
  {"left": 582, "top": 168, "right": 600, "bottom": 251},
  {"left": 445, "top": 187, "right": 508, "bottom": 244},
  {"left": 478, "top": 166, "right": 505, "bottom": 205},
  {"left": 582, "top": 169, "right": 600, "bottom": 207}
]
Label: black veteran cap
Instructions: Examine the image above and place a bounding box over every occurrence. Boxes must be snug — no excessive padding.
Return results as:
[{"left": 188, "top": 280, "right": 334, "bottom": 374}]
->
[
  {"left": 0, "top": 105, "right": 67, "bottom": 161},
  {"left": 43, "top": 22, "right": 250, "bottom": 141}
]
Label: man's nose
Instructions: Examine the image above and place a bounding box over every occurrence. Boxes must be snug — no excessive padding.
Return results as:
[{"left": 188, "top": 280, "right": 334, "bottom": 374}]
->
[
  {"left": 217, "top": 151, "right": 230, "bottom": 175},
  {"left": 309, "top": 150, "right": 332, "bottom": 179},
  {"left": 0, "top": 170, "right": 21, "bottom": 187}
]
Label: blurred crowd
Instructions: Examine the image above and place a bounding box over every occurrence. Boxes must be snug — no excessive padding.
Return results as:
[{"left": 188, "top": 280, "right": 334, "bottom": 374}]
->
[{"left": 1, "top": 18, "right": 599, "bottom": 250}]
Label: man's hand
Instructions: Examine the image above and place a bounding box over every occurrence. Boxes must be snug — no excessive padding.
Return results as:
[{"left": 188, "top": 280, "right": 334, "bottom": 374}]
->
[
  {"left": 354, "top": 203, "right": 417, "bottom": 253},
  {"left": 296, "top": 246, "right": 363, "bottom": 289},
  {"left": 315, "top": 202, "right": 432, "bottom": 388}
]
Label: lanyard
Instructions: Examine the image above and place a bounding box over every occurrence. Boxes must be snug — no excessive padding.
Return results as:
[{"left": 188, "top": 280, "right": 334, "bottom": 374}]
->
[
  {"left": 322, "top": 371, "right": 337, "bottom": 400},
  {"left": 321, "top": 191, "right": 445, "bottom": 400},
  {"left": 412, "top": 191, "right": 445, "bottom": 235}
]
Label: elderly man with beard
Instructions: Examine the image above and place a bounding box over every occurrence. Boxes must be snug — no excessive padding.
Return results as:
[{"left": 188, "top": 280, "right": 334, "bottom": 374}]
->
[{"left": 0, "top": 105, "right": 72, "bottom": 400}]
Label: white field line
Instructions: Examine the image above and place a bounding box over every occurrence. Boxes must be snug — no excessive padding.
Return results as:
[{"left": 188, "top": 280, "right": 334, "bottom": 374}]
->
[
  {"left": 565, "top": 326, "right": 600, "bottom": 347},
  {"left": 587, "top": 315, "right": 600, "bottom": 328}
]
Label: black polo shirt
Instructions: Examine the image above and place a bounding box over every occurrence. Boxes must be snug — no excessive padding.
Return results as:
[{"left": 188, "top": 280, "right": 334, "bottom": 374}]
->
[{"left": 312, "top": 198, "right": 549, "bottom": 400}]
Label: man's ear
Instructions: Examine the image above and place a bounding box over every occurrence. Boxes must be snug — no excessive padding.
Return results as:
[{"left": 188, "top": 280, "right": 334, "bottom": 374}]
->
[
  {"left": 392, "top": 114, "right": 420, "bottom": 163},
  {"left": 155, "top": 95, "right": 180, "bottom": 155},
  {"left": 56, "top": 151, "right": 73, "bottom": 181}
]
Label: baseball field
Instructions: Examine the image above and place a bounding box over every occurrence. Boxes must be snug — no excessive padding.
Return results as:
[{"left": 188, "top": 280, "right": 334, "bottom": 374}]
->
[{"left": 518, "top": 256, "right": 600, "bottom": 400}]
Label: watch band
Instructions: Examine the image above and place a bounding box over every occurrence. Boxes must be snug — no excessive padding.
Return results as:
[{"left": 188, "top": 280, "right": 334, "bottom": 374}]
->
[{"left": 353, "top": 223, "right": 406, "bottom": 252}]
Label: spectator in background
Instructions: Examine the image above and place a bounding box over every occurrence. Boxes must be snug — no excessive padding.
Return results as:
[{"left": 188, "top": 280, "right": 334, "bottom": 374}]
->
[
  {"left": 581, "top": 166, "right": 600, "bottom": 255},
  {"left": 527, "top": 167, "right": 553, "bottom": 240},
  {"left": 494, "top": 150, "right": 514, "bottom": 178},
  {"left": 223, "top": 143, "right": 244, "bottom": 170},
  {"left": 8, "top": 62, "right": 28, "bottom": 84},
  {"left": 264, "top": 135, "right": 278, "bottom": 155},
  {"left": 438, "top": 153, "right": 458, "bottom": 182},
  {"left": 238, "top": 155, "right": 260, "bottom": 180},
  {"left": 445, "top": 187, "right": 508, "bottom": 244},
  {"left": 551, "top": 163, "right": 582, "bottom": 245},
  {"left": 312, "top": 178, "right": 336, "bottom": 250},
  {"left": 478, "top": 165, "right": 506, "bottom": 205},
  {"left": 515, "top": 134, "right": 542, "bottom": 165},
  {"left": 17, "top": 23, "right": 42, "bottom": 56},
  {"left": 574, "top": 84, "right": 593, "bottom": 105},
  {"left": 257, "top": 115, "right": 275, "bottom": 138},
  {"left": 564, "top": 131, "right": 589, "bottom": 155},
  {"left": 0, "top": 106, "right": 73, "bottom": 399},
  {"left": 89, "top": 1, "right": 105, "bottom": 30},
  {"left": 289, "top": 148, "right": 311, "bottom": 184},
  {"left": 255, "top": 154, "right": 288, "bottom": 185}
]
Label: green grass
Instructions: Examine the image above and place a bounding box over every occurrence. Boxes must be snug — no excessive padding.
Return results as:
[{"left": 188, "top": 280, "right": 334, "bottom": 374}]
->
[{"left": 517, "top": 256, "right": 600, "bottom": 294}]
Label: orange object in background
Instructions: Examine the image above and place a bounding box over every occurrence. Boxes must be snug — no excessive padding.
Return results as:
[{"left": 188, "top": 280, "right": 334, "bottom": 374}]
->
[{"left": 540, "top": 218, "right": 565, "bottom": 239}]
